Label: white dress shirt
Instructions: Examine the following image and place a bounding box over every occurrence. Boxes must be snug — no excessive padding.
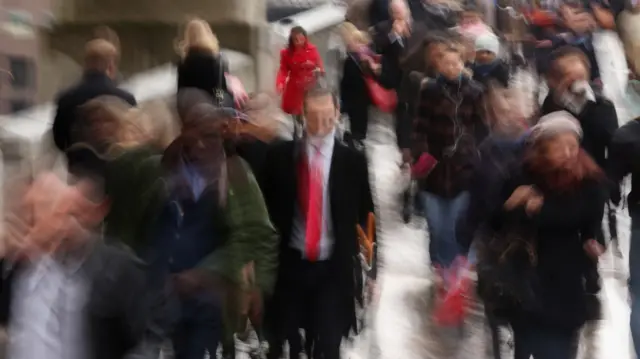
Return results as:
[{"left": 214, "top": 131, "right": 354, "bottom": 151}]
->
[
  {"left": 8, "top": 255, "right": 89, "bottom": 359},
  {"left": 291, "top": 131, "right": 336, "bottom": 261}
]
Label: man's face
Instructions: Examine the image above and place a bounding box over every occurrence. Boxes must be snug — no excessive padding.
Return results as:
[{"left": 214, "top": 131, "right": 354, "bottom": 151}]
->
[
  {"left": 24, "top": 174, "right": 108, "bottom": 255},
  {"left": 550, "top": 56, "right": 589, "bottom": 88},
  {"left": 304, "top": 94, "right": 337, "bottom": 137}
]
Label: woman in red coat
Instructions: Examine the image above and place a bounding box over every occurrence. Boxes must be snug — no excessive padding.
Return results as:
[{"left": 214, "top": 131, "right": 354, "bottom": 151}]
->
[{"left": 276, "top": 26, "right": 324, "bottom": 118}]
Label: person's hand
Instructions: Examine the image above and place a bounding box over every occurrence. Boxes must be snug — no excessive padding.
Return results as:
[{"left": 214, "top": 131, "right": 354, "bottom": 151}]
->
[
  {"left": 369, "top": 61, "right": 382, "bottom": 74},
  {"left": 248, "top": 287, "right": 263, "bottom": 319},
  {"left": 504, "top": 185, "right": 536, "bottom": 210},
  {"left": 524, "top": 194, "right": 544, "bottom": 216},
  {"left": 584, "top": 239, "right": 605, "bottom": 260},
  {"left": 392, "top": 19, "right": 410, "bottom": 37},
  {"left": 276, "top": 83, "right": 284, "bottom": 95},
  {"left": 555, "top": 72, "right": 583, "bottom": 100},
  {"left": 173, "top": 270, "right": 205, "bottom": 295}
]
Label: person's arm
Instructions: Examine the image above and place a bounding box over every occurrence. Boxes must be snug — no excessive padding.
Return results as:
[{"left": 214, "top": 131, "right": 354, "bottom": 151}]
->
[
  {"left": 607, "top": 128, "right": 631, "bottom": 205},
  {"left": 237, "top": 159, "right": 279, "bottom": 295},
  {"left": 312, "top": 46, "right": 324, "bottom": 73},
  {"left": 276, "top": 49, "right": 290, "bottom": 93},
  {"left": 340, "top": 58, "right": 353, "bottom": 114},
  {"left": 52, "top": 99, "right": 70, "bottom": 152},
  {"left": 582, "top": 98, "right": 619, "bottom": 156},
  {"left": 495, "top": 61, "right": 512, "bottom": 88},
  {"left": 579, "top": 180, "right": 608, "bottom": 245}
]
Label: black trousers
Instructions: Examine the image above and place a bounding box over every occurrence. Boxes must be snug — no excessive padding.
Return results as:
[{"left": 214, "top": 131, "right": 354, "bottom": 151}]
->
[
  {"left": 266, "top": 254, "right": 344, "bottom": 359},
  {"left": 513, "top": 324, "right": 579, "bottom": 359}
]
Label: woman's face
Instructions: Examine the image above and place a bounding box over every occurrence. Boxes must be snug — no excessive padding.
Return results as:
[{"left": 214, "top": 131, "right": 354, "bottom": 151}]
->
[
  {"left": 426, "top": 43, "right": 448, "bottom": 69},
  {"left": 292, "top": 33, "right": 306, "bottom": 48},
  {"left": 436, "top": 51, "right": 464, "bottom": 80},
  {"left": 542, "top": 132, "right": 580, "bottom": 169}
]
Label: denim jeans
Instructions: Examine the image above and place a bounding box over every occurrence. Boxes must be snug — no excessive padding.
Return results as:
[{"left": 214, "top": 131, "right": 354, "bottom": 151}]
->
[
  {"left": 513, "top": 325, "right": 579, "bottom": 359},
  {"left": 419, "top": 191, "right": 470, "bottom": 268},
  {"left": 629, "top": 208, "right": 640, "bottom": 357}
]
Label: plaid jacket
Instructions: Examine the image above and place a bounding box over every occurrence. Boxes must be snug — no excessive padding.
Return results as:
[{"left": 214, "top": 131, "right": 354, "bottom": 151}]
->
[{"left": 412, "top": 78, "right": 488, "bottom": 197}]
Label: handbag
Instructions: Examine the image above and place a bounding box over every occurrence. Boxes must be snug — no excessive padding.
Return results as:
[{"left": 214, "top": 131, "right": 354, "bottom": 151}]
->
[{"left": 364, "top": 75, "right": 398, "bottom": 113}]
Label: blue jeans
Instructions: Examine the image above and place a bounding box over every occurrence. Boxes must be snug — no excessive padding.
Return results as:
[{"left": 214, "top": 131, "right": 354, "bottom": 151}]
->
[
  {"left": 629, "top": 208, "right": 640, "bottom": 357},
  {"left": 171, "top": 290, "right": 222, "bottom": 359},
  {"left": 419, "top": 191, "right": 470, "bottom": 268},
  {"left": 513, "top": 325, "right": 579, "bottom": 359}
]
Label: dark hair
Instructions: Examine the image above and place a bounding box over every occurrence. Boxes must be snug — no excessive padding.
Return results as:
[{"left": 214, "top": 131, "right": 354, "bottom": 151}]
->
[
  {"left": 546, "top": 46, "right": 590, "bottom": 77},
  {"left": 423, "top": 33, "right": 454, "bottom": 50},
  {"left": 303, "top": 76, "right": 337, "bottom": 111},
  {"left": 288, "top": 26, "right": 308, "bottom": 51}
]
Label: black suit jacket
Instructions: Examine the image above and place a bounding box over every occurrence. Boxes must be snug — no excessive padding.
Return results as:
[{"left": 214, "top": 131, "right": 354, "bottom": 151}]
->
[
  {"left": 0, "top": 241, "right": 149, "bottom": 359},
  {"left": 53, "top": 71, "right": 137, "bottom": 154},
  {"left": 261, "top": 139, "right": 375, "bottom": 333}
]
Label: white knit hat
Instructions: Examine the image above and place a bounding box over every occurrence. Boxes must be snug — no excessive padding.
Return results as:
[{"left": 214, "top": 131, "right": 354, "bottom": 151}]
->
[
  {"left": 530, "top": 111, "right": 583, "bottom": 142},
  {"left": 474, "top": 33, "right": 500, "bottom": 55}
]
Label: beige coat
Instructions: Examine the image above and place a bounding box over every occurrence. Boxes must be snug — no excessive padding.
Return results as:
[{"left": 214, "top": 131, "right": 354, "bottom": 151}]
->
[{"left": 618, "top": 9, "right": 640, "bottom": 75}]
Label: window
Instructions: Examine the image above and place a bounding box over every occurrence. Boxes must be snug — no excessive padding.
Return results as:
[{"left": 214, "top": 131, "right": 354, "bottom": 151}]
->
[
  {"left": 1, "top": 10, "right": 35, "bottom": 38},
  {"left": 9, "top": 57, "right": 35, "bottom": 89},
  {"left": 10, "top": 100, "right": 31, "bottom": 113}
]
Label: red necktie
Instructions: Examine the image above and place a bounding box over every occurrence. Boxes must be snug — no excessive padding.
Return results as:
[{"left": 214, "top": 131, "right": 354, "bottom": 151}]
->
[{"left": 305, "top": 147, "right": 324, "bottom": 261}]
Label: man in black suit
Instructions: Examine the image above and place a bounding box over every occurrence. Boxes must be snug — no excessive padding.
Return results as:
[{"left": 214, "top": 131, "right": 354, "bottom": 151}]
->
[
  {"left": 52, "top": 38, "right": 136, "bottom": 163},
  {"left": 262, "top": 80, "right": 375, "bottom": 359}
]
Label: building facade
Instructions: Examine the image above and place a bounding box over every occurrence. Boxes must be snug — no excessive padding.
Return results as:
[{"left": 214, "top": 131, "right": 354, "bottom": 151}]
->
[{"left": 0, "top": 0, "right": 52, "bottom": 114}]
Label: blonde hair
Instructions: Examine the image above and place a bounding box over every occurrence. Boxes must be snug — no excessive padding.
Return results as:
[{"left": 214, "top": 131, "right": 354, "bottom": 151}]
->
[
  {"left": 139, "top": 99, "right": 180, "bottom": 149},
  {"left": 177, "top": 18, "right": 220, "bottom": 58},
  {"left": 340, "top": 22, "right": 371, "bottom": 47},
  {"left": 80, "top": 96, "right": 174, "bottom": 156}
]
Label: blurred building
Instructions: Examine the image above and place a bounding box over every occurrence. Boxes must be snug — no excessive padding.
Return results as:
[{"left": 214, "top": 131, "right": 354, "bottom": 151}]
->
[{"left": 0, "top": 0, "right": 53, "bottom": 114}]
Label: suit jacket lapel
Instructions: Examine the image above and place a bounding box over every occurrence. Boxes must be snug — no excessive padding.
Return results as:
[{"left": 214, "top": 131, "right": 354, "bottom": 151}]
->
[{"left": 328, "top": 141, "right": 346, "bottom": 229}]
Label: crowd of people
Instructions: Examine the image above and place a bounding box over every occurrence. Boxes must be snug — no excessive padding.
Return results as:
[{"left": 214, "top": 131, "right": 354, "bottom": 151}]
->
[{"left": 1, "top": 0, "right": 640, "bottom": 358}]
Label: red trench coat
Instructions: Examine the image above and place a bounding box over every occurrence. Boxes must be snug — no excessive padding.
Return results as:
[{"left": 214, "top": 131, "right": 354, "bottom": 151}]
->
[{"left": 276, "top": 43, "right": 323, "bottom": 115}]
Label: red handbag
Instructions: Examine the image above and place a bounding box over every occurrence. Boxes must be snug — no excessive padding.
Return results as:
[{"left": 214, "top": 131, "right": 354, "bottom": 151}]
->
[{"left": 364, "top": 76, "right": 398, "bottom": 113}]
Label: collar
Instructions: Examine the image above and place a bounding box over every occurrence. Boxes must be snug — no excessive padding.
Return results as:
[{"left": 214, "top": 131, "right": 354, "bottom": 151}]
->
[
  {"left": 26, "top": 236, "right": 97, "bottom": 276},
  {"left": 306, "top": 128, "right": 336, "bottom": 158},
  {"left": 82, "top": 70, "right": 113, "bottom": 83}
]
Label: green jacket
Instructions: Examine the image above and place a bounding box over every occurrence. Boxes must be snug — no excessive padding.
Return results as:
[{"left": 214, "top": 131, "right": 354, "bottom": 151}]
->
[
  {"left": 103, "top": 146, "right": 167, "bottom": 253},
  {"left": 198, "top": 156, "right": 279, "bottom": 295}
]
